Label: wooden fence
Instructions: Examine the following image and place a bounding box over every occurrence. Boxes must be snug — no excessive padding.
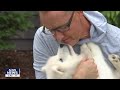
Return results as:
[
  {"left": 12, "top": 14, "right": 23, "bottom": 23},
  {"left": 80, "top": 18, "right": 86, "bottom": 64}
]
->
[{"left": 10, "top": 11, "right": 40, "bottom": 50}]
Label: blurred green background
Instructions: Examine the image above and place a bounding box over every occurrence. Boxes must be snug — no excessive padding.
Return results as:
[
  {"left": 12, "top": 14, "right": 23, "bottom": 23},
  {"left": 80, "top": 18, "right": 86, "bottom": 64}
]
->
[
  {"left": 0, "top": 11, "right": 35, "bottom": 50},
  {"left": 0, "top": 11, "right": 120, "bottom": 50},
  {"left": 100, "top": 11, "right": 120, "bottom": 27}
]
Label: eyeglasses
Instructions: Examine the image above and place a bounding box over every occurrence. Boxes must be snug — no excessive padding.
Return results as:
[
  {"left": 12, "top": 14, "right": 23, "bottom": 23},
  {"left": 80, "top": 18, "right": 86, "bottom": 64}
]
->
[{"left": 42, "top": 11, "right": 74, "bottom": 35}]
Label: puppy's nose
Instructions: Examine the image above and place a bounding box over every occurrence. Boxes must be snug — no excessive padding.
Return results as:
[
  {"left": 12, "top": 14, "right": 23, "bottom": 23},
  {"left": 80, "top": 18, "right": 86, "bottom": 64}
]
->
[{"left": 60, "top": 44, "right": 64, "bottom": 48}]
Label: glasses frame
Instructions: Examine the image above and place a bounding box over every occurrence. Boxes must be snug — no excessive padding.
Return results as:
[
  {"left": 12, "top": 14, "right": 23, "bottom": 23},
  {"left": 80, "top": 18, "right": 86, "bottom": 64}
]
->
[{"left": 42, "top": 11, "right": 74, "bottom": 35}]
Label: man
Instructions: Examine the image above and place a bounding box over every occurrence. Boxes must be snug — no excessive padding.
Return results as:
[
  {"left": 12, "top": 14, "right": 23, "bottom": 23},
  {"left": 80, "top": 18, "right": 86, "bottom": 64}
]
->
[{"left": 33, "top": 11, "right": 120, "bottom": 79}]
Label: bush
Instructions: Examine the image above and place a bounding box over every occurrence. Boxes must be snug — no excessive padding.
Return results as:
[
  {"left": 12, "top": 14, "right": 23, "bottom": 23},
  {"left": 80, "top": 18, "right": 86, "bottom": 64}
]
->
[
  {"left": 101, "top": 11, "right": 120, "bottom": 27},
  {"left": 0, "top": 11, "right": 34, "bottom": 50}
]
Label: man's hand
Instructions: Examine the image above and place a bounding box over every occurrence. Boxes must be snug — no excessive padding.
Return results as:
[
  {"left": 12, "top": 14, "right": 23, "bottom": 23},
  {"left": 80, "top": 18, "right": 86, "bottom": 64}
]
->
[{"left": 73, "top": 59, "right": 98, "bottom": 79}]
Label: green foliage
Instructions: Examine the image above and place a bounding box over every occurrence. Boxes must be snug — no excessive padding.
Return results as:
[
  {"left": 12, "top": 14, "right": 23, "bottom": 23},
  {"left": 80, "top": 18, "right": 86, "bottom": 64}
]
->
[
  {"left": 101, "top": 11, "right": 120, "bottom": 27},
  {"left": 0, "top": 11, "right": 34, "bottom": 50}
]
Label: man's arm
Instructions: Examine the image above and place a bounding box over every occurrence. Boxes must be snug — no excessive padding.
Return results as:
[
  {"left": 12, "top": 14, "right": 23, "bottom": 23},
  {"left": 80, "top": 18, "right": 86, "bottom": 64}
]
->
[
  {"left": 33, "top": 27, "right": 50, "bottom": 79},
  {"left": 35, "top": 70, "right": 46, "bottom": 79}
]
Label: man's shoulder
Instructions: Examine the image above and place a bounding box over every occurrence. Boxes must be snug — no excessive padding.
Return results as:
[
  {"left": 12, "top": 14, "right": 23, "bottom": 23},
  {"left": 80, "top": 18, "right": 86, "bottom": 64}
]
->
[
  {"left": 34, "top": 26, "right": 49, "bottom": 39},
  {"left": 108, "top": 24, "right": 120, "bottom": 29},
  {"left": 34, "top": 26, "right": 57, "bottom": 44},
  {"left": 35, "top": 26, "right": 44, "bottom": 36}
]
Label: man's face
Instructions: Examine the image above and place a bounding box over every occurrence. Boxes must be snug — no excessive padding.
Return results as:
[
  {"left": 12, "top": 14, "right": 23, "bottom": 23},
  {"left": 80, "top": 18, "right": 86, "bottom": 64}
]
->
[{"left": 41, "top": 11, "right": 89, "bottom": 46}]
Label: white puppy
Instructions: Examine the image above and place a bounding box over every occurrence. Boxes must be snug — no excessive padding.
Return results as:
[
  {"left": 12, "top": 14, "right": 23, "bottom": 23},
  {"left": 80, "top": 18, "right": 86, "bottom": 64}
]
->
[{"left": 41, "top": 42, "right": 120, "bottom": 79}]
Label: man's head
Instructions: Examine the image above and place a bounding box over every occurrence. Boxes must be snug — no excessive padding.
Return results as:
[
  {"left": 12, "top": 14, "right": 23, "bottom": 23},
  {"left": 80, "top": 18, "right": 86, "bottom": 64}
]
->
[{"left": 40, "top": 11, "right": 91, "bottom": 46}]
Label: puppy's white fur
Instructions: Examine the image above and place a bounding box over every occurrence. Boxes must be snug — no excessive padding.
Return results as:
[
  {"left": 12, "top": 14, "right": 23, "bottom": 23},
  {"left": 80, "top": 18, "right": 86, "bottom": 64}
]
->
[{"left": 41, "top": 42, "right": 120, "bottom": 79}]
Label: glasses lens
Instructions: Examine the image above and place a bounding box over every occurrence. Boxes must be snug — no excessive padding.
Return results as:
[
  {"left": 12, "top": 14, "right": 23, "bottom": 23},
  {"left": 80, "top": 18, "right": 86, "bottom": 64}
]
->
[{"left": 58, "top": 26, "right": 70, "bottom": 32}]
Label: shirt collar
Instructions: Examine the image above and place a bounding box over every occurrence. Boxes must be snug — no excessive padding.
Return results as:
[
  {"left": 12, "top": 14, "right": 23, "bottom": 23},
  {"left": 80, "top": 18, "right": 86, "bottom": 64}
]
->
[{"left": 77, "top": 24, "right": 95, "bottom": 45}]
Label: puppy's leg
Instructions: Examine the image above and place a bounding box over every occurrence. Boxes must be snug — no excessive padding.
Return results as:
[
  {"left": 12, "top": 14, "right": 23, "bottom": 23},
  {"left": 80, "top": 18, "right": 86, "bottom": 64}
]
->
[
  {"left": 87, "top": 42, "right": 117, "bottom": 79},
  {"left": 108, "top": 54, "right": 120, "bottom": 72}
]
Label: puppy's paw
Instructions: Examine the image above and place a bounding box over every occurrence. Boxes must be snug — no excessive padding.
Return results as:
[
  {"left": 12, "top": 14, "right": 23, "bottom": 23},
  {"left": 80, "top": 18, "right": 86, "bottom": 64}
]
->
[
  {"left": 108, "top": 54, "right": 120, "bottom": 71},
  {"left": 108, "top": 54, "right": 120, "bottom": 63},
  {"left": 52, "top": 66, "right": 64, "bottom": 75}
]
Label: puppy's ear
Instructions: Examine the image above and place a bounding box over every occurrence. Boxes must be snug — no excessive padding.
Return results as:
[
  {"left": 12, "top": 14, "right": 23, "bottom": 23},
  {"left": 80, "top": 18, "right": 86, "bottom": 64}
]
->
[
  {"left": 80, "top": 43, "right": 93, "bottom": 59},
  {"left": 52, "top": 66, "right": 64, "bottom": 75}
]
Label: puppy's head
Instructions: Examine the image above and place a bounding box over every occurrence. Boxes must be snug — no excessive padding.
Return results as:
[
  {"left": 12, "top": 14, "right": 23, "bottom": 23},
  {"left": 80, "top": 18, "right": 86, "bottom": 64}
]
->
[
  {"left": 41, "top": 44, "right": 78, "bottom": 79},
  {"left": 40, "top": 54, "right": 65, "bottom": 78},
  {"left": 41, "top": 64, "right": 64, "bottom": 75}
]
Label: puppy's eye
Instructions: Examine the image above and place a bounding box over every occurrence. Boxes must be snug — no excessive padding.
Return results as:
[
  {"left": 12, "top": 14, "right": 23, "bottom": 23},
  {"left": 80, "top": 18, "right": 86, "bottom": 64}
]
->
[
  {"left": 112, "top": 56, "right": 116, "bottom": 59},
  {"left": 59, "top": 58, "right": 63, "bottom": 62}
]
